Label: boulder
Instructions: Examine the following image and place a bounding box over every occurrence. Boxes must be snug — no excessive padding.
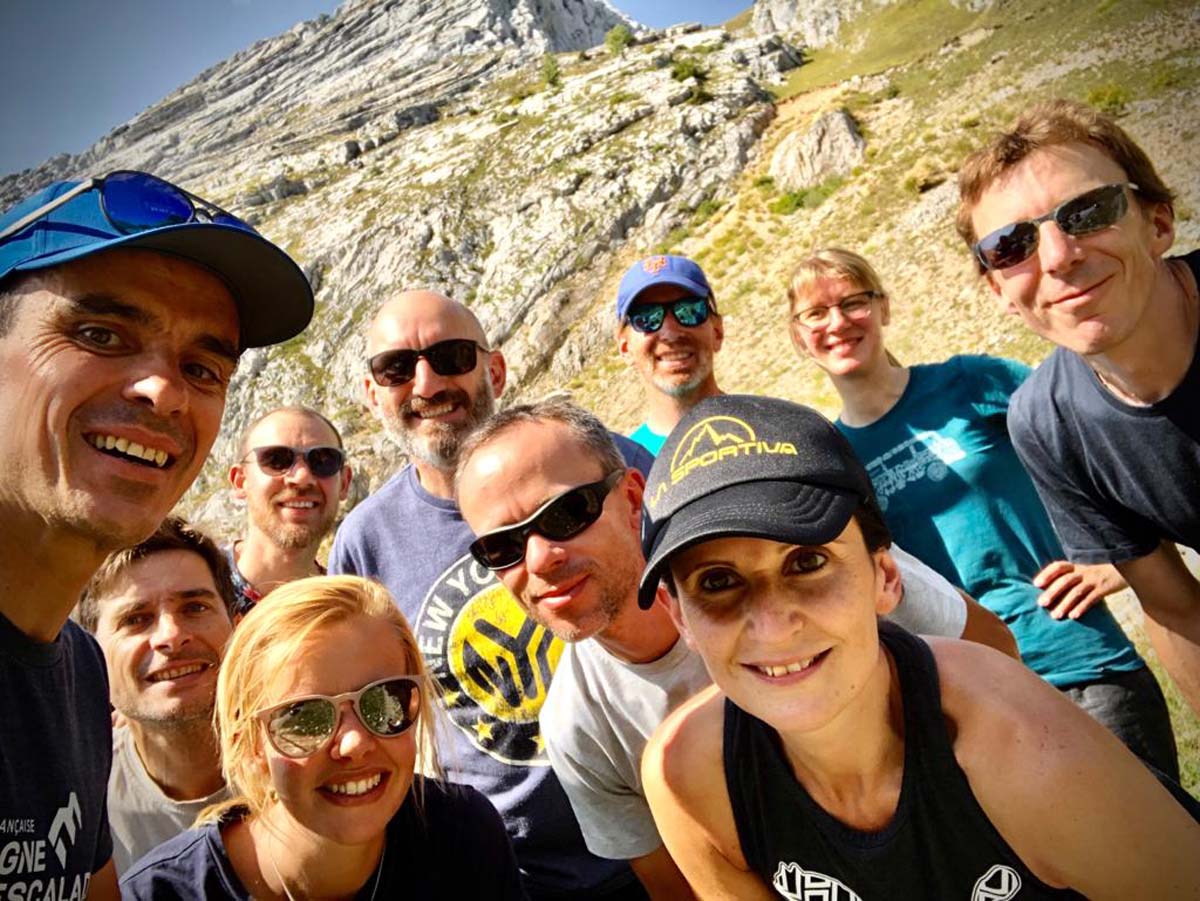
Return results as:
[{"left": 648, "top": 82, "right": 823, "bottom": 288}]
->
[{"left": 768, "top": 109, "right": 864, "bottom": 192}]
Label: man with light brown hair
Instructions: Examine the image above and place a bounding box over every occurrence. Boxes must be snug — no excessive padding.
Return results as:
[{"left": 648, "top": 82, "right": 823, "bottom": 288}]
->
[{"left": 957, "top": 98, "right": 1200, "bottom": 714}]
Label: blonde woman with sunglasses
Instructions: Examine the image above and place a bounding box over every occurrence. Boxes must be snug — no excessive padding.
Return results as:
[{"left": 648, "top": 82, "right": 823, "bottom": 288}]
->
[
  {"left": 119, "top": 575, "right": 526, "bottom": 900},
  {"left": 785, "top": 247, "right": 1180, "bottom": 779}
]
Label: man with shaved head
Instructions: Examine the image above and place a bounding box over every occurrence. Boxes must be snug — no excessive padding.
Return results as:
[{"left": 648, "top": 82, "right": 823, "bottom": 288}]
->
[{"left": 330, "top": 291, "right": 651, "bottom": 900}]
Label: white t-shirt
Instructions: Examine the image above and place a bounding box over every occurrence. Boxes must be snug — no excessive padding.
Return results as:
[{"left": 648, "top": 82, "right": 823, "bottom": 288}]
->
[
  {"left": 108, "top": 725, "right": 229, "bottom": 874},
  {"left": 541, "top": 546, "right": 967, "bottom": 860}
]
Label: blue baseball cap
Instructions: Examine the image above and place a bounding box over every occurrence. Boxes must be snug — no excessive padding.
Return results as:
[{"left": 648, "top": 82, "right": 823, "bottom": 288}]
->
[
  {"left": 0, "top": 175, "right": 314, "bottom": 348},
  {"left": 616, "top": 254, "right": 713, "bottom": 321}
]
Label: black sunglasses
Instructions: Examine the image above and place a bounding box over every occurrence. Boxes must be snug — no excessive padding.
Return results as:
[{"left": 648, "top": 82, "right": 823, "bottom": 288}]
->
[
  {"left": 368, "top": 338, "right": 488, "bottom": 387},
  {"left": 470, "top": 470, "right": 624, "bottom": 570},
  {"left": 244, "top": 445, "right": 345, "bottom": 478},
  {"left": 0, "top": 170, "right": 255, "bottom": 243},
  {"left": 257, "top": 675, "right": 422, "bottom": 758},
  {"left": 972, "top": 182, "right": 1138, "bottom": 272},
  {"left": 626, "top": 296, "right": 714, "bottom": 334}
]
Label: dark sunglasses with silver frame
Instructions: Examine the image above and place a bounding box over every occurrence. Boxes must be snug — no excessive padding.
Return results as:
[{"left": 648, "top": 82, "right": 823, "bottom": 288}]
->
[
  {"left": 470, "top": 470, "right": 625, "bottom": 570},
  {"left": 368, "top": 338, "right": 489, "bottom": 388},
  {"left": 972, "top": 182, "right": 1139, "bottom": 272}
]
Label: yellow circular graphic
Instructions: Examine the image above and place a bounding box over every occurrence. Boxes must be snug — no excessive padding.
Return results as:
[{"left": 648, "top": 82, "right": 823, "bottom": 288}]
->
[{"left": 447, "top": 581, "right": 563, "bottom": 722}]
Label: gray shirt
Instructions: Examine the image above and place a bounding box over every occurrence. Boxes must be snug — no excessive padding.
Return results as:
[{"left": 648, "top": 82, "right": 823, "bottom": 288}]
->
[{"left": 108, "top": 725, "right": 229, "bottom": 874}]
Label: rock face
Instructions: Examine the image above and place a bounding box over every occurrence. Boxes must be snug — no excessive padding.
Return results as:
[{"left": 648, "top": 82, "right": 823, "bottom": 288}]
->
[
  {"left": 768, "top": 109, "right": 864, "bottom": 192},
  {"left": 0, "top": 0, "right": 804, "bottom": 533},
  {"left": 752, "top": 0, "right": 995, "bottom": 45}
]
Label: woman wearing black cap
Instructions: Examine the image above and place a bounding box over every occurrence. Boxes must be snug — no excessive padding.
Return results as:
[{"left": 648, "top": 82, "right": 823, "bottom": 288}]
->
[{"left": 639, "top": 394, "right": 1200, "bottom": 900}]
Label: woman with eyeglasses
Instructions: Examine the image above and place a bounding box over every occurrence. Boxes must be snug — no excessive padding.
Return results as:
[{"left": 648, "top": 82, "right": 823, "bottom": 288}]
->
[
  {"left": 119, "top": 575, "right": 526, "bottom": 900},
  {"left": 639, "top": 394, "right": 1200, "bottom": 900},
  {"left": 784, "top": 247, "right": 1179, "bottom": 778}
]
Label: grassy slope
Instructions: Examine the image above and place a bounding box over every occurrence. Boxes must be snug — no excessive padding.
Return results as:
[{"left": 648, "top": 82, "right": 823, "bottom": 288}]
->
[{"left": 562, "top": 0, "right": 1200, "bottom": 791}]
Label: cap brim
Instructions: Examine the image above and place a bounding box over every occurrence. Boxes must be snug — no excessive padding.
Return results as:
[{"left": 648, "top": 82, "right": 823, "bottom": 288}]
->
[
  {"left": 637, "top": 479, "right": 857, "bottom": 608},
  {"left": 13, "top": 222, "right": 313, "bottom": 348}
]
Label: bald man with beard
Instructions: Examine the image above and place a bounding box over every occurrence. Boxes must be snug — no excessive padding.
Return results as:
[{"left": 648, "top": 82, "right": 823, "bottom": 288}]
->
[{"left": 329, "top": 291, "right": 652, "bottom": 900}]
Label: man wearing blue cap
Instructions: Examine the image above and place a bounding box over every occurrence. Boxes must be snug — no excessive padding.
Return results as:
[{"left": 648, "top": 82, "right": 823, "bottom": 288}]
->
[
  {"left": 0, "top": 170, "right": 312, "bottom": 899},
  {"left": 616, "top": 255, "right": 724, "bottom": 455}
]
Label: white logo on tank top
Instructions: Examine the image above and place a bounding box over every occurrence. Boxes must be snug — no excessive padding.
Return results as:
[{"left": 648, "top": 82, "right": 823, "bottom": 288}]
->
[
  {"left": 972, "top": 863, "right": 1022, "bottom": 900},
  {"left": 772, "top": 861, "right": 861, "bottom": 900}
]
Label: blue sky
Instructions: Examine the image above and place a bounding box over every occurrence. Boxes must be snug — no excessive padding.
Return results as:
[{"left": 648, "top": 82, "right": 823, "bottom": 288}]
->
[{"left": 0, "top": 0, "right": 749, "bottom": 177}]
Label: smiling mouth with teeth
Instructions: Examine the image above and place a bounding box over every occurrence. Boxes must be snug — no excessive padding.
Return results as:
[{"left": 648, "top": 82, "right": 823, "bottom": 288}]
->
[
  {"left": 87, "top": 433, "right": 172, "bottom": 468},
  {"left": 147, "top": 662, "right": 208, "bottom": 682},
  {"left": 324, "top": 773, "right": 384, "bottom": 796},
  {"left": 754, "top": 650, "right": 829, "bottom": 678}
]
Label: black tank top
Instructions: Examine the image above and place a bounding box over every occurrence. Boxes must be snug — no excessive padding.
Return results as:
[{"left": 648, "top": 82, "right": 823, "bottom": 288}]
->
[{"left": 724, "top": 622, "right": 1083, "bottom": 900}]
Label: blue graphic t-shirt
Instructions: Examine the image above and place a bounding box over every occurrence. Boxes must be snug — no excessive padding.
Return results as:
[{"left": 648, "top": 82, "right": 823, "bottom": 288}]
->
[
  {"left": 328, "top": 432, "right": 651, "bottom": 897},
  {"left": 836, "top": 355, "right": 1142, "bottom": 688}
]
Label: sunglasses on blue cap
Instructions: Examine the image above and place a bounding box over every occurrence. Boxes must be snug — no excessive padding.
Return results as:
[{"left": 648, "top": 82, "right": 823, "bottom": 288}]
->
[{"left": 0, "top": 170, "right": 256, "bottom": 244}]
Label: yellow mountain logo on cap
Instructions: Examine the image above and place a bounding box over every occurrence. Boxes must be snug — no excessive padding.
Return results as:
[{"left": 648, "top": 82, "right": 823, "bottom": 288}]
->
[{"left": 645, "top": 416, "right": 798, "bottom": 510}]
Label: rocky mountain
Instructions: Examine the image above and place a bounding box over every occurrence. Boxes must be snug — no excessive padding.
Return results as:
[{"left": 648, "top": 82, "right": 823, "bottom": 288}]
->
[{"left": 3, "top": 0, "right": 1197, "bottom": 541}]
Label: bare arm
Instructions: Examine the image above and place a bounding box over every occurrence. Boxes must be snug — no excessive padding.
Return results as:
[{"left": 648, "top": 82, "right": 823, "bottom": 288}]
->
[
  {"left": 936, "top": 639, "right": 1200, "bottom": 898},
  {"left": 642, "top": 688, "right": 775, "bottom": 901},
  {"left": 88, "top": 859, "right": 119, "bottom": 901},
  {"left": 957, "top": 590, "right": 1019, "bottom": 659},
  {"left": 1117, "top": 542, "right": 1200, "bottom": 715},
  {"left": 630, "top": 844, "right": 697, "bottom": 900}
]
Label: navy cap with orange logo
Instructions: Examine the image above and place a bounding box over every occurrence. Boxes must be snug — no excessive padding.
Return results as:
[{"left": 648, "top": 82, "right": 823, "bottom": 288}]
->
[
  {"left": 616, "top": 254, "right": 713, "bottom": 321},
  {"left": 637, "top": 394, "right": 883, "bottom": 609}
]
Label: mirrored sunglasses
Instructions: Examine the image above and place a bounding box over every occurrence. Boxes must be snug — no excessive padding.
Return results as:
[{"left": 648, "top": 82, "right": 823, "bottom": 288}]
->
[
  {"left": 368, "top": 338, "right": 487, "bottom": 387},
  {"left": 792, "top": 291, "right": 880, "bottom": 329},
  {"left": 972, "top": 182, "right": 1137, "bottom": 272},
  {"left": 245, "top": 445, "right": 345, "bottom": 478},
  {"left": 626, "top": 296, "right": 714, "bottom": 334},
  {"left": 0, "top": 170, "right": 255, "bottom": 243},
  {"left": 258, "top": 675, "right": 423, "bottom": 758},
  {"left": 469, "top": 470, "right": 624, "bottom": 570}
]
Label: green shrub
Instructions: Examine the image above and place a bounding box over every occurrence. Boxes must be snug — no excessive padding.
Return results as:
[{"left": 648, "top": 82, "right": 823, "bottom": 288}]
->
[
  {"left": 541, "top": 54, "right": 561, "bottom": 89},
  {"left": 671, "top": 57, "right": 709, "bottom": 83},
  {"left": 1086, "top": 83, "right": 1132, "bottom": 117},
  {"left": 691, "top": 198, "right": 722, "bottom": 225},
  {"left": 605, "top": 24, "right": 633, "bottom": 56},
  {"left": 754, "top": 174, "right": 776, "bottom": 193}
]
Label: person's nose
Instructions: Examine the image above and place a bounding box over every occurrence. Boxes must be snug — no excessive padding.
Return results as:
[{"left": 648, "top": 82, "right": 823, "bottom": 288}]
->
[
  {"left": 410, "top": 355, "right": 449, "bottom": 398},
  {"left": 123, "top": 355, "right": 189, "bottom": 417}
]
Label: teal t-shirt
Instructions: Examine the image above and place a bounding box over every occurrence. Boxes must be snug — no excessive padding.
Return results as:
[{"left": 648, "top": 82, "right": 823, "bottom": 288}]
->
[
  {"left": 629, "top": 422, "right": 668, "bottom": 456},
  {"left": 836, "top": 355, "right": 1142, "bottom": 688}
]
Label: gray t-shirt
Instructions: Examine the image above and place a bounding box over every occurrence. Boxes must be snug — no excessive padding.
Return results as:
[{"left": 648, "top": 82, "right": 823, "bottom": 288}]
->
[
  {"left": 541, "top": 547, "right": 967, "bottom": 860},
  {"left": 108, "top": 726, "right": 229, "bottom": 874}
]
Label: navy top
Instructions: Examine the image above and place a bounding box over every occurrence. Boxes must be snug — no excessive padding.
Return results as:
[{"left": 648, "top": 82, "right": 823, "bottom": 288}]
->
[{"left": 120, "top": 780, "right": 528, "bottom": 899}]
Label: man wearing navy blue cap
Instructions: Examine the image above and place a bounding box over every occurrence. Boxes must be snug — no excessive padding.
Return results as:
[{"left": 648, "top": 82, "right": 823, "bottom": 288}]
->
[
  {"left": 616, "top": 255, "right": 724, "bottom": 455},
  {"left": 0, "top": 170, "right": 312, "bottom": 899}
]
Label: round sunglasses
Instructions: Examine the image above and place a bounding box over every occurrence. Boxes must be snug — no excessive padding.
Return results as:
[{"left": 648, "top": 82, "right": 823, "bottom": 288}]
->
[
  {"left": 257, "top": 675, "right": 423, "bottom": 758},
  {"left": 469, "top": 470, "right": 624, "bottom": 570},
  {"left": 243, "top": 445, "right": 345, "bottom": 479},
  {"left": 368, "top": 338, "right": 488, "bottom": 387},
  {"left": 625, "top": 296, "right": 714, "bottom": 334},
  {"left": 972, "top": 182, "right": 1138, "bottom": 272}
]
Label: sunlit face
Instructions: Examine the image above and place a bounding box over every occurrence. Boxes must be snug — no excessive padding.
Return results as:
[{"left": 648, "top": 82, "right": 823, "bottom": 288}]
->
[
  {"left": 970, "top": 142, "right": 1175, "bottom": 356},
  {"left": 229, "top": 411, "right": 351, "bottom": 552},
  {"left": 618, "top": 283, "right": 724, "bottom": 401},
  {"left": 0, "top": 248, "right": 239, "bottom": 550},
  {"left": 458, "top": 420, "right": 643, "bottom": 643},
  {"left": 789, "top": 277, "right": 889, "bottom": 377},
  {"left": 665, "top": 522, "right": 900, "bottom": 735},
  {"left": 363, "top": 294, "right": 504, "bottom": 470},
  {"left": 260, "top": 614, "right": 417, "bottom": 846},
  {"left": 93, "top": 549, "right": 232, "bottom": 726}
]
